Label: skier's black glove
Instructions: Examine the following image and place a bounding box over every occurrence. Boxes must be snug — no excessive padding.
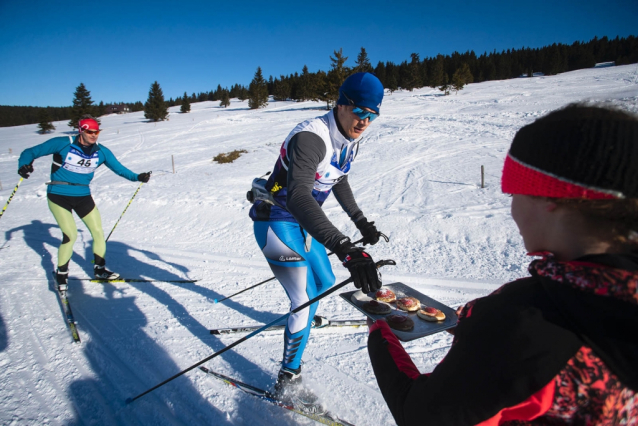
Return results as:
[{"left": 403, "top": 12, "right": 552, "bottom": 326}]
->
[
  {"left": 18, "top": 163, "right": 34, "bottom": 179},
  {"left": 355, "top": 218, "right": 380, "bottom": 246},
  {"left": 333, "top": 238, "right": 381, "bottom": 294},
  {"left": 138, "top": 171, "right": 152, "bottom": 183}
]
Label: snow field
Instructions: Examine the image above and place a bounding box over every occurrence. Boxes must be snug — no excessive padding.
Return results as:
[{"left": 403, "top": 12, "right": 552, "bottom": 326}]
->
[{"left": 0, "top": 64, "right": 637, "bottom": 425}]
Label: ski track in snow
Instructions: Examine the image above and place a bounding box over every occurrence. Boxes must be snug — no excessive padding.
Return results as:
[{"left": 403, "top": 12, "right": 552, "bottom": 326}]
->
[{"left": 0, "top": 65, "right": 637, "bottom": 425}]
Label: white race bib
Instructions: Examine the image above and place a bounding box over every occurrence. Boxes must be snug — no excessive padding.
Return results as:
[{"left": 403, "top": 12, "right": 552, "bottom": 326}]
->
[
  {"left": 313, "top": 146, "right": 354, "bottom": 192},
  {"left": 62, "top": 147, "right": 99, "bottom": 174}
]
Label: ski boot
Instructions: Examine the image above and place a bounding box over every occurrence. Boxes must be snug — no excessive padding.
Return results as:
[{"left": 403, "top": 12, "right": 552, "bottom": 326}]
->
[
  {"left": 94, "top": 265, "right": 120, "bottom": 280},
  {"left": 274, "top": 366, "right": 302, "bottom": 398},
  {"left": 274, "top": 367, "right": 326, "bottom": 414},
  {"left": 311, "top": 315, "right": 329, "bottom": 329},
  {"left": 56, "top": 269, "right": 69, "bottom": 292},
  {"left": 94, "top": 255, "right": 120, "bottom": 280}
]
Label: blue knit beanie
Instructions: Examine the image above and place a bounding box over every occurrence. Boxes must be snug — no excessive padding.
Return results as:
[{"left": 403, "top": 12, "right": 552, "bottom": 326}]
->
[{"left": 337, "top": 72, "right": 384, "bottom": 114}]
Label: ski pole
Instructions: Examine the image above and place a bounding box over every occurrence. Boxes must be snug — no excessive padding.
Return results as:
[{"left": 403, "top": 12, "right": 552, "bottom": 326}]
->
[
  {"left": 105, "top": 175, "right": 150, "bottom": 242},
  {"left": 125, "top": 258, "right": 396, "bottom": 404},
  {"left": 0, "top": 178, "right": 23, "bottom": 221},
  {"left": 214, "top": 234, "right": 388, "bottom": 304}
]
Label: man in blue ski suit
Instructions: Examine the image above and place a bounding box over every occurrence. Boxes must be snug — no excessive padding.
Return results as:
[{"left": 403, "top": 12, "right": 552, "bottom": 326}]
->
[
  {"left": 248, "top": 72, "right": 385, "bottom": 397},
  {"left": 17, "top": 116, "right": 151, "bottom": 291}
]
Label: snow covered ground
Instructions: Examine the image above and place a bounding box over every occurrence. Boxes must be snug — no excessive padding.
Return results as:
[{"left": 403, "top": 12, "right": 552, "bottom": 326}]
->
[{"left": 0, "top": 64, "right": 637, "bottom": 425}]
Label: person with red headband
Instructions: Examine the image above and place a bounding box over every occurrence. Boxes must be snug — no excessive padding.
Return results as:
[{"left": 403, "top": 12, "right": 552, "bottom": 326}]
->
[
  {"left": 17, "top": 116, "right": 152, "bottom": 291},
  {"left": 367, "top": 104, "right": 638, "bottom": 425}
]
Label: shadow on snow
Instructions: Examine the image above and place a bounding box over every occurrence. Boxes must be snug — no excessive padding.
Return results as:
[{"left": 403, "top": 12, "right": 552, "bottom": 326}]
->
[{"left": 5, "top": 220, "right": 288, "bottom": 425}]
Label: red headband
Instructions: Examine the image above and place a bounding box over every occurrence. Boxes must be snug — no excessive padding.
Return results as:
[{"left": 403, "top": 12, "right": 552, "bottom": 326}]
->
[
  {"left": 501, "top": 153, "right": 621, "bottom": 200},
  {"left": 78, "top": 118, "right": 100, "bottom": 132}
]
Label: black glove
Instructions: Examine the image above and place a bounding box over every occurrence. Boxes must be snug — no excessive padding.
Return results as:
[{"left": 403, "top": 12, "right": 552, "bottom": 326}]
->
[
  {"left": 355, "top": 218, "right": 380, "bottom": 246},
  {"left": 138, "top": 171, "right": 152, "bottom": 183},
  {"left": 333, "top": 237, "right": 381, "bottom": 294},
  {"left": 18, "top": 163, "right": 34, "bottom": 179}
]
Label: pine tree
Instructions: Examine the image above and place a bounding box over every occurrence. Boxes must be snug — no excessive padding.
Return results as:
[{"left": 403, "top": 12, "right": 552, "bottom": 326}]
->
[
  {"left": 212, "top": 84, "right": 224, "bottom": 101},
  {"left": 355, "top": 47, "right": 373, "bottom": 73},
  {"left": 144, "top": 81, "right": 169, "bottom": 121},
  {"left": 420, "top": 60, "right": 429, "bottom": 87},
  {"left": 496, "top": 52, "right": 512, "bottom": 79},
  {"left": 451, "top": 69, "right": 465, "bottom": 93},
  {"left": 129, "top": 101, "right": 144, "bottom": 112},
  {"left": 431, "top": 55, "right": 447, "bottom": 87},
  {"left": 452, "top": 63, "right": 473, "bottom": 93},
  {"left": 219, "top": 91, "right": 231, "bottom": 108},
  {"left": 180, "top": 91, "right": 191, "bottom": 113},
  {"left": 438, "top": 72, "right": 451, "bottom": 95},
  {"left": 385, "top": 63, "right": 398, "bottom": 93},
  {"left": 272, "top": 76, "right": 291, "bottom": 101},
  {"left": 374, "top": 61, "right": 386, "bottom": 87},
  {"left": 37, "top": 109, "right": 55, "bottom": 134},
  {"left": 236, "top": 85, "right": 249, "bottom": 101},
  {"left": 248, "top": 67, "right": 269, "bottom": 109},
  {"left": 296, "top": 65, "right": 313, "bottom": 101},
  {"left": 313, "top": 70, "right": 328, "bottom": 102},
  {"left": 322, "top": 48, "right": 350, "bottom": 109},
  {"left": 68, "top": 83, "right": 98, "bottom": 129},
  {"left": 95, "top": 101, "right": 105, "bottom": 117},
  {"left": 547, "top": 44, "right": 566, "bottom": 75},
  {"left": 457, "top": 63, "right": 474, "bottom": 84},
  {"left": 268, "top": 75, "right": 275, "bottom": 95},
  {"left": 407, "top": 53, "right": 422, "bottom": 90},
  {"left": 397, "top": 60, "right": 410, "bottom": 90}
]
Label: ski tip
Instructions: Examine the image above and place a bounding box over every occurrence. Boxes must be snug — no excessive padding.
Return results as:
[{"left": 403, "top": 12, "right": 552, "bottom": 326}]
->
[
  {"left": 213, "top": 299, "right": 218, "bottom": 303},
  {"left": 124, "top": 397, "right": 133, "bottom": 405}
]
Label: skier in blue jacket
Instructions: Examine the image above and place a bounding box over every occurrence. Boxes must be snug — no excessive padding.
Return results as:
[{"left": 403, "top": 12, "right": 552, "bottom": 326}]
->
[
  {"left": 248, "top": 73, "right": 385, "bottom": 400},
  {"left": 17, "top": 116, "right": 151, "bottom": 291}
]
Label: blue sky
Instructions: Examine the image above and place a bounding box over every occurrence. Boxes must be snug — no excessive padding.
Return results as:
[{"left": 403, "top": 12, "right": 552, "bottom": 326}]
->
[{"left": 1, "top": 0, "right": 636, "bottom": 107}]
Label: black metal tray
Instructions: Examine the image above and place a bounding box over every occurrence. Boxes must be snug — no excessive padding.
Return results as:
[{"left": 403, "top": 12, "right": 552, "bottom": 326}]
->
[{"left": 339, "top": 282, "right": 458, "bottom": 342}]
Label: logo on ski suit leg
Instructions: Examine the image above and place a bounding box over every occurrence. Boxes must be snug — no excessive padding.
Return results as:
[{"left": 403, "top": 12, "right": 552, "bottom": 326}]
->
[{"left": 279, "top": 255, "right": 302, "bottom": 262}]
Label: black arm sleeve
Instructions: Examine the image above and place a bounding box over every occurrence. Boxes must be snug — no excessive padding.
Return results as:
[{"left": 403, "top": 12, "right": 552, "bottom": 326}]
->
[
  {"left": 332, "top": 175, "right": 364, "bottom": 224},
  {"left": 286, "top": 132, "right": 348, "bottom": 251}
]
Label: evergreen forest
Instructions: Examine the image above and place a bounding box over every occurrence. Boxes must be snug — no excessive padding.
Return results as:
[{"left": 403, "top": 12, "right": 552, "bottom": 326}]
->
[{"left": 1, "top": 35, "right": 636, "bottom": 128}]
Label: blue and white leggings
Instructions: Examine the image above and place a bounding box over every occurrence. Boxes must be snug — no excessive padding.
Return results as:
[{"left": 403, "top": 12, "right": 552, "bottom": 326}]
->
[{"left": 254, "top": 221, "right": 335, "bottom": 370}]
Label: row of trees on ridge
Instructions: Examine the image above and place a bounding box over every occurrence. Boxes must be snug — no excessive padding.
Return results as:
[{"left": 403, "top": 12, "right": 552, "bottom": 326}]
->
[{"left": 4, "top": 34, "right": 637, "bottom": 128}]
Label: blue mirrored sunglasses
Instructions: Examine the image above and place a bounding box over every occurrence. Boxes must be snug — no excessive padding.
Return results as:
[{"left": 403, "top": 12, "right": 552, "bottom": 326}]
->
[
  {"left": 352, "top": 107, "right": 379, "bottom": 122},
  {"left": 343, "top": 91, "right": 379, "bottom": 122}
]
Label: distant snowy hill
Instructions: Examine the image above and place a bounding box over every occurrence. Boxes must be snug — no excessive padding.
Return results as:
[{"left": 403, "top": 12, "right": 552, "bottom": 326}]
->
[{"left": 0, "top": 64, "right": 636, "bottom": 425}]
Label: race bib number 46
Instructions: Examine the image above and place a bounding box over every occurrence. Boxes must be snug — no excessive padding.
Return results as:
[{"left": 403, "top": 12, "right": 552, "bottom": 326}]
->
[{"left": 63, "top": 147, "right": 99, "bottom": 174}]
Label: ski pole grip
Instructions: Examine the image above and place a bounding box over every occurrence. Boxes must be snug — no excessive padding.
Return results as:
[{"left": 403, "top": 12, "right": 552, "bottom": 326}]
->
[{"left": 376, "top": 259, "right": 396, "bottom": 268}]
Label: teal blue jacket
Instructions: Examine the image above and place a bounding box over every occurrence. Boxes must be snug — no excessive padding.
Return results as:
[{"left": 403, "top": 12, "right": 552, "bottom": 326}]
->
[{"left": 18, "top": 136, "right": 139, "bottom": 197}]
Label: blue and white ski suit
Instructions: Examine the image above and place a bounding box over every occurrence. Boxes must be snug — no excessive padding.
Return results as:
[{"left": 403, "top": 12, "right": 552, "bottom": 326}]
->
[{"left": 249, "top": 109, "right": 366, "bottom": 370}]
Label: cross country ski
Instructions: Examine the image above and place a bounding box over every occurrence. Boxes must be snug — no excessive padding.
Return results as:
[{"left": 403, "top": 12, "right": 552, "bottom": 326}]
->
[
  {"left": 209, "top": 316, "right": 367, "bottom": 335},
  {"left": 199, "top": 366, "right": 355, "bottom": 426},
  {"left": 72, "top": 278, "right": 198, "bottom": 283},
  {"left": 52, "top": 271, "right": 81, "bottom": 343}
]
